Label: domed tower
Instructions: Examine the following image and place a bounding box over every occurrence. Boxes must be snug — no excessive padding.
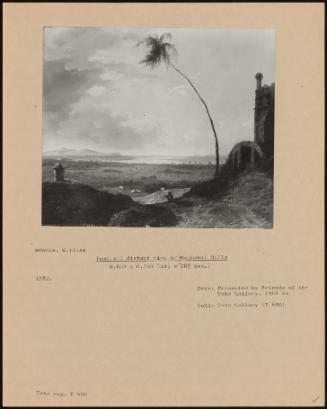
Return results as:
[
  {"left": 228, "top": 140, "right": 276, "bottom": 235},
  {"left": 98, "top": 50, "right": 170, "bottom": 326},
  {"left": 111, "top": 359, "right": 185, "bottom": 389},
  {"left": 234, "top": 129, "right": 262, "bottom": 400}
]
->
[
  {"left": 255, "top": 72, "right": 263, "bottom": 90},
  {"left": 52, "top": 161, "right": 65, "bottom": 182}
]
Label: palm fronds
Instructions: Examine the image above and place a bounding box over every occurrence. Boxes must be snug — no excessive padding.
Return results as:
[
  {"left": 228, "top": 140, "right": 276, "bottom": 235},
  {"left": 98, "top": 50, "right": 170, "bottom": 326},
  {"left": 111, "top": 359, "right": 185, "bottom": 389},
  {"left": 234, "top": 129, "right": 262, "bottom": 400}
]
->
[
  {"left": 138, "top": 34, "right": 177, "bottom": 68},
  {"left": 138, "top": 32, "right": 220, "bottom": 176}
]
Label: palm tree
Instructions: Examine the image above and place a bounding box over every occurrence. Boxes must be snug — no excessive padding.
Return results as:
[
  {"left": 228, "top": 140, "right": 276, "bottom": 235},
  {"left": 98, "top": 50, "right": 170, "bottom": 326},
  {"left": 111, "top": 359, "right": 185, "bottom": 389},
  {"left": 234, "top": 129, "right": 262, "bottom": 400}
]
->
[{"left": 138, "top": 33, "right": 220, "bottom": 177}]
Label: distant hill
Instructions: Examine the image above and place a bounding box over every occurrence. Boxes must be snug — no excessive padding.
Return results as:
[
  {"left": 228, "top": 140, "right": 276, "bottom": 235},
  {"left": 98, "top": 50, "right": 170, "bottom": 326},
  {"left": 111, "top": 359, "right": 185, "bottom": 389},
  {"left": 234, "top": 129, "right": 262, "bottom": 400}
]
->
[
  {"left": 43, "top": 148, "right": 226, "bottom": 165},
  {"left": 43, "top": 147, "right": 133, "bottom": 161},
  {"left": 180, "top": 154, "right": 227, "bottom": 165}
]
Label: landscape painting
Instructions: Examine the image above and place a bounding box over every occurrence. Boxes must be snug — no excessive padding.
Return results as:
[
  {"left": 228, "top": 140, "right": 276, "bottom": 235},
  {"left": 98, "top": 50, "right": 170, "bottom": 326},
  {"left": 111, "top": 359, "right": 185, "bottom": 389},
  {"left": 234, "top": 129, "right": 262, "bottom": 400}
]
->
[{"left": 42, "top": 27, "right": 275, "bottom": 227}]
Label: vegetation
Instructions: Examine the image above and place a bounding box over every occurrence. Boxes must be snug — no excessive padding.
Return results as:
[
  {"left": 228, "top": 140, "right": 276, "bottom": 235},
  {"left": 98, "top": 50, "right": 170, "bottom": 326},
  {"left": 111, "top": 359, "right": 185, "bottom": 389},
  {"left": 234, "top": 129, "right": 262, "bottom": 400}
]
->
[
  {"left": 42, "top": 159, "right": 215, "bottom": 194},
  {"left": 42, "top": 165, "right": 273, "bottom": 227},
  {"left": 108, "top": 204, "right": 178, "bottom": 227},
  {"left": 139, "top": 33, "right": 221, "bottom": 177},
  {"left": 42, "top": 182, "right": 134, "bottom": 226},
  {"left": 169, "top": 169, "right": 273, "bottom": 228},
  {"left": 42, "top": 182, "right": 178, "bottom": 227}
]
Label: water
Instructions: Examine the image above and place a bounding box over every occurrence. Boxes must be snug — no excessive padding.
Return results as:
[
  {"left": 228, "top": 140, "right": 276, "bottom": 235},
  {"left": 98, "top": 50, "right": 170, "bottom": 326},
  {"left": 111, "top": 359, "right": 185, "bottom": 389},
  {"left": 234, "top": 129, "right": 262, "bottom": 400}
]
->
[{"left": 114, "top": 155, "right": 218, "bottom": 165}]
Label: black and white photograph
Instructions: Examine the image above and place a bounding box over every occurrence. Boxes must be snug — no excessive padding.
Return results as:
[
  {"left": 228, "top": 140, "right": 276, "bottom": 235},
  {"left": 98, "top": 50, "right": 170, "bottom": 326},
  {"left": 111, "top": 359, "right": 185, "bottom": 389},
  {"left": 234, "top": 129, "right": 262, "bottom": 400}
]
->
[
  {"left": 42, "top": 27, "right": 275, "bottom": 227},
  {"left": 4, "top": 4, "right": 325, "bottom": 407}
]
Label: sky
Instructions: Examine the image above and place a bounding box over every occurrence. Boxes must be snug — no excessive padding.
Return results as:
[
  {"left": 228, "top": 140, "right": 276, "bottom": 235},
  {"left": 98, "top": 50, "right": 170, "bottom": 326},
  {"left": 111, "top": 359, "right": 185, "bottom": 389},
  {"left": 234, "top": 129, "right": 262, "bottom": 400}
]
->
[{"left": 43, "top": 27, "right": 274, "bottom": 157}]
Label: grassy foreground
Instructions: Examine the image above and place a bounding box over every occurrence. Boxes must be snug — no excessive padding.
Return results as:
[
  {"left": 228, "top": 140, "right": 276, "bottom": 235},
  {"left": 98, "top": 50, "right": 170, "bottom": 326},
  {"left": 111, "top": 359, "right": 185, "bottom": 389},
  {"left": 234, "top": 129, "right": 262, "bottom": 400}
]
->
[
  {"left": 168, "top": 171, "right": 273, "bottom": 228},
  {"left": 42, "top": 164, "right": 273, "bottom": 228}
]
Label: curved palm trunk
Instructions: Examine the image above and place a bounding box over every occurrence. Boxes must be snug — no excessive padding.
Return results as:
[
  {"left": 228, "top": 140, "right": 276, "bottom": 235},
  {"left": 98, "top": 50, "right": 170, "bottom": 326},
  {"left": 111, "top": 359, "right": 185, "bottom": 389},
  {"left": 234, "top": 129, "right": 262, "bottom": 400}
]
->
[{"left": 170, "top": 62, "right": 220, "bottom": 177}]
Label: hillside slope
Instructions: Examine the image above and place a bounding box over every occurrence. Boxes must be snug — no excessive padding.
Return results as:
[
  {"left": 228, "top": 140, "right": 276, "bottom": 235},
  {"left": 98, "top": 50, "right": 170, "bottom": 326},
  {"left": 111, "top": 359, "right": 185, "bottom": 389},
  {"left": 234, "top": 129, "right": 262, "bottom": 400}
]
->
[
  {"left": 168, "top": 171, "right": 273, "bottom": 228},
  {"left": 42, "top": 182, "right": 178, "bottom": 227},
  {"left": 42, "top": 170, "right": 273, "bottom": 228},
  {"left": 42, "top": 182, "right": 134, "bottom": 226}
]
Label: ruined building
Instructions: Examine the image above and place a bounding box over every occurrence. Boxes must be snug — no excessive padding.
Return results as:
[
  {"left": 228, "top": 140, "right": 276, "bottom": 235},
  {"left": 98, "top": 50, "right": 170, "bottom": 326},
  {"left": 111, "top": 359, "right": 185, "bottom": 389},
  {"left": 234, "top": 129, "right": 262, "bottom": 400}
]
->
[
  {"left": 224, "top": 73, "right": 275, "bottom": 174},
  {"left": 254, "top": 73, "right": 275, "bottom": 159}
]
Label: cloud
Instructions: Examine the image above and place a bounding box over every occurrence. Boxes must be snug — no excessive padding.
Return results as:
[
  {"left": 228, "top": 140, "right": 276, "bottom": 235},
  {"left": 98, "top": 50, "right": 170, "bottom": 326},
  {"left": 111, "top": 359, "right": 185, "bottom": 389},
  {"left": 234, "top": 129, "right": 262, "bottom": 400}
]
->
[
  {"left": 87, "top": 86, "right": 107, "bottom": 96},
  {"left": 43, "top": 59, "right": 104, "bottom": 136},
  {"left": 43, "top": 27, "right": 274, "bottom": 155},
  {"left": 52, "top": 90, "right": 165, "bottom": 154},
  {"left": 100, "top": 70, "right": 124, "bottom": 82},
  {"left": 89, "top": 39, "right": 141, "bottom": 66},
  {"left": 169, "top": 84, "right": 188, "bottom": 96}
]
